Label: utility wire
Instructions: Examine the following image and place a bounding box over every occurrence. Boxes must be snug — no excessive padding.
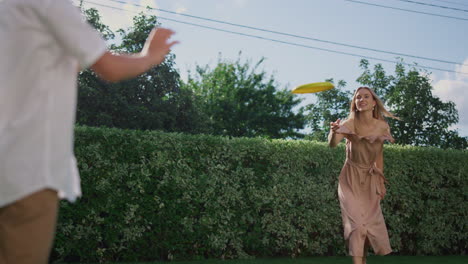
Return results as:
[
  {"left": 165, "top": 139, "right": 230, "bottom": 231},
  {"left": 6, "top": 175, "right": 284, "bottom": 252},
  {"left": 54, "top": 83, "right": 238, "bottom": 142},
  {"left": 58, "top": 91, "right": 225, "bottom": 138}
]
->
[
  {"left": 103, "top": 0, "right": 467, "bottom": 67},
  {"left": 435, "top": 0, "right": 468, "bottom": 8},
  {"left": 344, "top": 0, "right": 468, "bottom": 21},
  {"left": 394, "top": 0, "right": 468, "bottom": 12},
  {"left": 81, "top": 0, "right": 468, "bottom": 76}
]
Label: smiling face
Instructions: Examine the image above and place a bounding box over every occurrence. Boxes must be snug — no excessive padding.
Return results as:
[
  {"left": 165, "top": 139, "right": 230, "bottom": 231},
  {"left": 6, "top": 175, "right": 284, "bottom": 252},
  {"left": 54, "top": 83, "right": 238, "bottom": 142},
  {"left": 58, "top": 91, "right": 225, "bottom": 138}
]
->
[{"left": 354, "top": 88, "right": 376, "bottom": 112}]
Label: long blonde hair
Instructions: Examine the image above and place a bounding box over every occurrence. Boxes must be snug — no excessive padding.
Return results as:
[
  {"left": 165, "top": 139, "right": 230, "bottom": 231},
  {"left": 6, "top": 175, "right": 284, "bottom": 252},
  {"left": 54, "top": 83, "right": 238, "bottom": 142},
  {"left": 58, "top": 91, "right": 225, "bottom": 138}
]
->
[{"left": 348, "top": 87, "right": 399, "bottom": 121}]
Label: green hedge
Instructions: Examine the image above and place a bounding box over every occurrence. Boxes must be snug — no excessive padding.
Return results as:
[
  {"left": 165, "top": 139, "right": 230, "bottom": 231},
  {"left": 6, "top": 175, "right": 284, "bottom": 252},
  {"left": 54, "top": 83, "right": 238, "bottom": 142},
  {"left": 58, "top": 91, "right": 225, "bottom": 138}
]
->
[{"left": 51, "top": 126, "right": 467, "bottom": 262}]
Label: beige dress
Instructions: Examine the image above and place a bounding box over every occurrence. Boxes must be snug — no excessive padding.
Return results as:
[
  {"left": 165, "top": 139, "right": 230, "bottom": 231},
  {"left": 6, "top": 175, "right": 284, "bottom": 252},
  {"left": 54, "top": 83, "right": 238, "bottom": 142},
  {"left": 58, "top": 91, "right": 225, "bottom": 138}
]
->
[{"left": 336, "top": 125, "right": 393, "bottom": 257}]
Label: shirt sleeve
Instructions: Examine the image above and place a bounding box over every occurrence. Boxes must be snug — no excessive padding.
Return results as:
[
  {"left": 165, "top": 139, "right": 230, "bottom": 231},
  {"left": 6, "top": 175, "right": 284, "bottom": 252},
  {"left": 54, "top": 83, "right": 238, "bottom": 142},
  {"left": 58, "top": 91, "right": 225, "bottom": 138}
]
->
[{"left": 40, "top": 0, "right": 107, "bottom": 69}]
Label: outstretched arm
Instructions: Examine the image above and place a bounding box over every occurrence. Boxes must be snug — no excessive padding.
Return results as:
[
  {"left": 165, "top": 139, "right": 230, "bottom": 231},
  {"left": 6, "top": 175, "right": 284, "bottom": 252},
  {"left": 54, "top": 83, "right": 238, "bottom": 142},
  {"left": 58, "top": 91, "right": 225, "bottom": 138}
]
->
[
  {"left": 328, "top": 119, "right": 345, "bottom": 147},
  {"left": 91, "top": 28, "right": 178, "bottom": 82}
]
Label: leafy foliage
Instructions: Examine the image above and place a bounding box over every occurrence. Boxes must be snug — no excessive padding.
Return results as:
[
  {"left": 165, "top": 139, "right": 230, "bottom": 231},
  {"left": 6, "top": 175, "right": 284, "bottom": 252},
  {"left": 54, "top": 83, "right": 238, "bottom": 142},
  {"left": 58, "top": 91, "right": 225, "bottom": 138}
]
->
[
  {"left": 77, "top": 10, "right": 208, "bottom": 134},
  {"left": 305, "top": 79, "right": 352, "bottom": 141},
  {"left": 51, "top": 126, "right": 467, "bottom": 262},
  {"left": 306, "top": 59, "right": 467, "bottom": 149},
  {"left": 357, "top": 59, "right": 467, "bottom": 149},
  {"left": 81, "top": 8, "right": 115, "bottom": 41},
  {"left": 183, "top": 56, "right": 306, "bottom": 138}
]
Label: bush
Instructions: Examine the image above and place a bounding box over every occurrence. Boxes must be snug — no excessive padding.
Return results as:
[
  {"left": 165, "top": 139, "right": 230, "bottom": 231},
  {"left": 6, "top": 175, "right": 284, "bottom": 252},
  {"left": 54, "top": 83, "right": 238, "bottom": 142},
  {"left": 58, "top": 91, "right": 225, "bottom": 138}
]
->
[{"left": 51, "top": 126, "right": 467, "bottom": 262}]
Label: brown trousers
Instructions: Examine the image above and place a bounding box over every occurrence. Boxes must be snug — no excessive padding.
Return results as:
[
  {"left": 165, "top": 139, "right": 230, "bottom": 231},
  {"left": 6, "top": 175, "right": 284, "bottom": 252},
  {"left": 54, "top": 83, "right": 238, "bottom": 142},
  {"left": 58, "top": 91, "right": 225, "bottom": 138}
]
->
[{"left": 0, "top": 189, "right": 58, "bottom": 264}]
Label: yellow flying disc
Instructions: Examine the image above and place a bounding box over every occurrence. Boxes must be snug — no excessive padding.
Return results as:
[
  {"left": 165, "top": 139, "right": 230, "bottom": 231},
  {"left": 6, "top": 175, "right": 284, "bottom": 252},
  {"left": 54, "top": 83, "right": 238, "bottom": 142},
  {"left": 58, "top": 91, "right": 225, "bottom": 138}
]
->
[{"left": 291, "top": 82, "right": 334, "bottom": 94}]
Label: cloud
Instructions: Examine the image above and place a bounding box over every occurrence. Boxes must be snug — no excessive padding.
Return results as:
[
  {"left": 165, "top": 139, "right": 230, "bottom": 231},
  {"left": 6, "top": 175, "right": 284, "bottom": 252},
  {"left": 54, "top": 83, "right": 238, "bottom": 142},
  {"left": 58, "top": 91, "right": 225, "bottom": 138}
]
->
[
  {"left": 176, "top": 6, "right": 188, "bottom": 14},
  {"left": 234, "top": 0, "right": 248, "bottom": 8},
  {"left": 433, "top": 58, "right": 468, "bottom": 137},
  {"left": 455, "top": 60, "right": 468, "bottom": 82}
]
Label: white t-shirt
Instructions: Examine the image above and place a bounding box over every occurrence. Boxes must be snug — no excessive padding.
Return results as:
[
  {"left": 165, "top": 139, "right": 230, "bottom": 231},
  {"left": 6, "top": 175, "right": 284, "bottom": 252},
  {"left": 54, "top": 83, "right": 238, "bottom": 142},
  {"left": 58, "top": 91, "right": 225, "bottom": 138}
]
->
[{"left": 0, "top": 0, "right": 107, "bottom": 207}]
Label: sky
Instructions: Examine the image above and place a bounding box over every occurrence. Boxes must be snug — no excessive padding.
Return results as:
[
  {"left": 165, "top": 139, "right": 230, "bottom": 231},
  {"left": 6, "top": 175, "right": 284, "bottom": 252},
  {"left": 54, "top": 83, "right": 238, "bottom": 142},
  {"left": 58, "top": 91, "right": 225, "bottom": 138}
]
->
[{"left": 75, "top": 0, "right": 468, "bottom": 137}]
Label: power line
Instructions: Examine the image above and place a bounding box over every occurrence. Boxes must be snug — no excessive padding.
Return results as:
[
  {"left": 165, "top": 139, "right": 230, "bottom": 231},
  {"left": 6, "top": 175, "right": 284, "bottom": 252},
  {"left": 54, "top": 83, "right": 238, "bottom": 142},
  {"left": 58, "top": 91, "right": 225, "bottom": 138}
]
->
[
  {"left": 80, "top": 0, "right": 468, "bottom": 76},
  {"left": 344, "top": 0, "right": 468, "bottom": 21},
  {"left": 394, "top": 0, "right": 468, "bottom": 12},
  {"left": 435, "top": 0, "right": 468, "bottom": 8},
  {"left": 102, "top": 0, "right": 467, "bottom": 67}
]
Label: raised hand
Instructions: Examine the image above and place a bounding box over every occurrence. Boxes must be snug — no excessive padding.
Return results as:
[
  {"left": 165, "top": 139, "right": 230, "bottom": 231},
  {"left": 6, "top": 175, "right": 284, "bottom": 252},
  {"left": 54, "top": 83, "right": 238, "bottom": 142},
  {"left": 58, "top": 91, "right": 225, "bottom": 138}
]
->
[
  {"left": 142, "top": 27, "right": 179, "bottom": 66},
  {"left": 329, "top": 118, "right": 341, "bottom": 133}
]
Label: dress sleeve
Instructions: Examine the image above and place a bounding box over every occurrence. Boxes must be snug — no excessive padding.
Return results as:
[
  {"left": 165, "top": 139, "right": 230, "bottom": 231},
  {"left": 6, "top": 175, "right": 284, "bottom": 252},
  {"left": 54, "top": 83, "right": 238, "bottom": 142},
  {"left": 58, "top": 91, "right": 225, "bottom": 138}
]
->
[
  {"left": 39, "top": 0, "right": 107, "bottom": 69},
  {"left": 335, "top": 125, "right": 355, "bottom": 135}
]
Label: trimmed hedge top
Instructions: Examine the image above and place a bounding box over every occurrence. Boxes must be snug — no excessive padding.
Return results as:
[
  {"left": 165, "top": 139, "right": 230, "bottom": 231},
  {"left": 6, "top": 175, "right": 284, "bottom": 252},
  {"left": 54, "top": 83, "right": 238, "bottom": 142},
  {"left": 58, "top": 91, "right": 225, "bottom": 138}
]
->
[{"left": 52, "top": 126, "right": 467, "bottom": 262}]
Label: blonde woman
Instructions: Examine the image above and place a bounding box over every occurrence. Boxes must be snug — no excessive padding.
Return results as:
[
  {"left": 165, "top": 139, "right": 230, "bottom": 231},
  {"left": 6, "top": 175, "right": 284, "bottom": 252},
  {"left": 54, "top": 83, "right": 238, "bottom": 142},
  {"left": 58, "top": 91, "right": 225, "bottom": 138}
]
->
[{"left": 328, "top": 87, "right": 398, "bottom": 264}]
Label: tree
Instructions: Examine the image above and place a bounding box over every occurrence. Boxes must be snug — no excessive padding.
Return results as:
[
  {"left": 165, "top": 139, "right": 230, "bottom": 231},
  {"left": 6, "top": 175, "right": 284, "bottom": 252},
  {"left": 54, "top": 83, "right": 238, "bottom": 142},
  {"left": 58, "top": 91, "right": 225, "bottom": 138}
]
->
[
  {"left": 304, "top": 79, "right": 352, "bottom": 141},
  {"left": 81, "top": 8, "right": 114, "bottom": 41},
  {"left": 183, "top": 56, "right": 306, "bottom": 138},
  {"left": 303, "top": 59, "right": 467, "bottom": 149},
  {"left": 77, "top": 9, "right": 208, "bottom": 133},
  {"left": 357, "top": 59, "right": 467, "bottom": 149}
]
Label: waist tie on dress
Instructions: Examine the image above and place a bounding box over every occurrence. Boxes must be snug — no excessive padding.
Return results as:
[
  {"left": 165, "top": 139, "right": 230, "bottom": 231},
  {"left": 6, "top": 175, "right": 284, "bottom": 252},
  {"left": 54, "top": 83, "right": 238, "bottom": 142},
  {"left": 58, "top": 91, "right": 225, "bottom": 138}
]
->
[{"left": 345, "top": 159, "right": 387, "bottom": 196}]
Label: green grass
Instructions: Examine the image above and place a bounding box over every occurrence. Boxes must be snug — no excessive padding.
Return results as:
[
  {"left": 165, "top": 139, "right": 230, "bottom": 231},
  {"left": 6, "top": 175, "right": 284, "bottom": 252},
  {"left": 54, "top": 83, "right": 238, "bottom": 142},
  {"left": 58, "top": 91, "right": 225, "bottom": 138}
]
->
[{"left": 68, "top": 256, "right": 468, "bottom": 264}]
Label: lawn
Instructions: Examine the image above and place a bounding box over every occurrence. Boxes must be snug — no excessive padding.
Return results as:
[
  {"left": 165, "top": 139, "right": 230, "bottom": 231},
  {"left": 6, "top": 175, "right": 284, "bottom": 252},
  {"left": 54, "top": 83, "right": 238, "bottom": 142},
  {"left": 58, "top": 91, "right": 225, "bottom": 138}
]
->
[{"left": 68, "top": 255, "right": 468, "bottom": 264}]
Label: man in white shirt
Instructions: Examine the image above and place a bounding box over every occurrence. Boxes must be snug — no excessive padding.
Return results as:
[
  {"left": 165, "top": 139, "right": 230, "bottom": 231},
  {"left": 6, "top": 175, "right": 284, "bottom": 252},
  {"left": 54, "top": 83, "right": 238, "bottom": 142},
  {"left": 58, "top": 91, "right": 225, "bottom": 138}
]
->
[{"left": 0, "top": 0, "right": 178, "bottom": 263}]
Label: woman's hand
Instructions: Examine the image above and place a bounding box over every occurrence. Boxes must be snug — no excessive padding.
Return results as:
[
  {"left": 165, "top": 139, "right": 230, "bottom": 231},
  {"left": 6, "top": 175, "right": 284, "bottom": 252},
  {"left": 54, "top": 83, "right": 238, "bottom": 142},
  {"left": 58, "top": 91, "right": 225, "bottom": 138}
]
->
[
  {"left": 379, "top": 178, "right": 387, "bottom": 200},
  {"left": 330, "top": 119, "right": 341, "bottom": 133}
]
